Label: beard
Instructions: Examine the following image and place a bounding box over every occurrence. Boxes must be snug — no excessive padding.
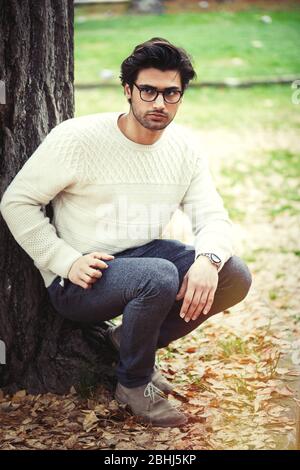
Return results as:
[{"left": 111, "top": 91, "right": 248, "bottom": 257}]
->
[{"left": 130, "top": 102, "right": 175, "bottom": 131}]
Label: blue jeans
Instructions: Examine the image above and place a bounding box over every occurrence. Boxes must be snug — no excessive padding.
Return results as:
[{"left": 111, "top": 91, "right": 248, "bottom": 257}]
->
[{"left": 47, "top": 239, "right": 252, "bottom": 388}]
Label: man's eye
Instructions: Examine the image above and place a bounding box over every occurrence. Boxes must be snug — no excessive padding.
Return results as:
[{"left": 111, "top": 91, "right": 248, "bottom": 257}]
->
[
  {"left": 143, "top": 87, "right": 156, "bottom": 94},
  {"left": 165, "top": 90, "right": 177, "bottom": 96}
]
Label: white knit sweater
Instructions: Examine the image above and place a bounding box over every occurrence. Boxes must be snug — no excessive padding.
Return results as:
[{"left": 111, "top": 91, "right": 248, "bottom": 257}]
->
[{"left": 0, "top": 112, "right": 234, "bottom": 288}]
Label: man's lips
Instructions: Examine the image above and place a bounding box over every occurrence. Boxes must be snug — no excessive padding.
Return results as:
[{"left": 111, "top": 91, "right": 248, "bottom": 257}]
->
[{"left": 147, "top": 113, "right": 167, "bottom": 119}]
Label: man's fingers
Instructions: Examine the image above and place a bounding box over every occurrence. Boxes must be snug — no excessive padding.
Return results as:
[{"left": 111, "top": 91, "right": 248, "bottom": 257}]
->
[
  {"left": 89, "top": 258, "right": 109, "bottom": 270},
  {"left": 176, "top": 276, "right": 188, "bottom": 300},
  {"left": 76, "top": 278, "right": 91, "bottom": 290},
  {"left": 80, "top": 273, "right": 94, "bottom": 285},
  {"left": 191, "top": 291, "right": 215, "bottom": 320},
  {"left": 179, "top": 300, "right": 191, "bottom": 320},
  {"left": 183, "top": 289, "right": 206, "bottom": 322},
  {"left": 91, "top": 252, "right": 115, "bottom": 260},
  {"left": 101, "top": 254, "right": 115, "bottom": 260},
  {"left": 89, "top": 253, "right": 115, "bottom": 270},
  {"left": 190, "top": 290, "right": 209, "bottom": 320},
  {"left": 82, "top": 269, "right": 103, "bottom": 286},
  {"left": 184, "top": 291, "right": 202, "bottom": 321},
  {"left": 68, "top": 252, "right": 115, "bottom": 287},
  {"left": 180, "top": 287, "right": 214, "bottom": 322},
  {"left": 87, "top": 267, "right": 103, "bottom": 280},
  {"left": 202, "top": 292, "right": 216, "bottom": 316},
  {"left": 179, "top": 286, "right": 194, "bottom": 320}
]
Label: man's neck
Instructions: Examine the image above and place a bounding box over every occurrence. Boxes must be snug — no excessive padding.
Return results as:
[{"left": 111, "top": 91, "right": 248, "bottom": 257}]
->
[{"left": 118, "top": 112, "right": 164, "bottom": 145}]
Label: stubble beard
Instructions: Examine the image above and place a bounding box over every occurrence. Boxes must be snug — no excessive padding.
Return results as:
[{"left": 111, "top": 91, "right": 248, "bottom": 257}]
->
[{"left": 131, "top": 103, "right": 174, "bottom": 131}]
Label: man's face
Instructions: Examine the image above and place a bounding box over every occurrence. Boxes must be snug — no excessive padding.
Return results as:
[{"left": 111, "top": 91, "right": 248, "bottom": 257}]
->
[{"left": 124, "top": 68, "right": 183, "bottom": 131}]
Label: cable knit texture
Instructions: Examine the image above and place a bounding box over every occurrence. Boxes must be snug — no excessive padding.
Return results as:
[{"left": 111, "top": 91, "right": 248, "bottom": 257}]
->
[{"left": 0, "top": 112, "right": 234, "bottom": 287}]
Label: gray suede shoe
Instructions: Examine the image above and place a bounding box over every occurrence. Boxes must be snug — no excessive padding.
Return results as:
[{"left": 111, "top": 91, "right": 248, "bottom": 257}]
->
[
  {"left": 107, "top": 325, "right": 174, "bottom": 394},
  {"left": 115, "top": 381, "right": 187, "bottom": 427}
]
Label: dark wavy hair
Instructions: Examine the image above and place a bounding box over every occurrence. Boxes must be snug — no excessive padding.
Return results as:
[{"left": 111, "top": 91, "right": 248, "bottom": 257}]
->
[{"left": 120, "top": 37, "right": 196, "bottom": 92}]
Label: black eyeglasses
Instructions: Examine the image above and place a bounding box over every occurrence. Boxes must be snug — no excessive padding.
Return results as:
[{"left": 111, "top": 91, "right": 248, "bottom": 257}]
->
[{"left": 133, "top": 82, "right": 183, "bottom": 104}]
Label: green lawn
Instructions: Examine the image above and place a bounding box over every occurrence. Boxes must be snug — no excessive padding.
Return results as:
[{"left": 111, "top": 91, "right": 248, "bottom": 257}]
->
[
  {"left": 75, "top": 85, "right": 300, "bottom": 130},
  {"left": 74, "top": 9, "right": 300, "bottom": 84}
]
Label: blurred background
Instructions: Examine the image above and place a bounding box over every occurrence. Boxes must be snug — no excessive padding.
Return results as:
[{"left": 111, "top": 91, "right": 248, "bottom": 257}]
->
[{"left": 73, "top": 1, "right": 300, "bottom": 449}]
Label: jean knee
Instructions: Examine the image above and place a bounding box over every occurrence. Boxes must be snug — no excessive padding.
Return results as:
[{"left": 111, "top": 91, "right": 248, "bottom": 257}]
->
[
  {"left": 228, "top": 255, "right": 252, "bottom": 301},
  {"left": 140, "top": 258, "right": 179, "bottom": 299}
]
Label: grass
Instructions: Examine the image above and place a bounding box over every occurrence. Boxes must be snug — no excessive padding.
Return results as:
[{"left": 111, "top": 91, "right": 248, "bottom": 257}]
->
[
  {"left": 75, "top": 85, "right": 300, "bottom": 130},
  {"left": 220, "top": 148, "right": 300, "bottom": 221},
  {"left": 74, "top": 10, "right": 300, "bottom": 84},
  {"left": 230, "top": 377, "right": 256, "bottom": 400},
  {"left": 218, "top": 336, "right": 251, "bottom": 357}
]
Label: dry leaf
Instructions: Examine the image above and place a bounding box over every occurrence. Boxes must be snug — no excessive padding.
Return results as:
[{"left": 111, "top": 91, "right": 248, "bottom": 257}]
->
[
  {"left": 273, "top": 386, "right": 294, "bottom": 397},
  {"left": 185, "top": 347, "right": 197, "bottom": 353},
  {"left": 94, "top": 404, "right": 110, "bottom": 416},
  {"left": 65, "top": 435, "right": 77, "bottom": 449},
  {"left": 82, "top": 411, "right": 99, "bottom": 432}
]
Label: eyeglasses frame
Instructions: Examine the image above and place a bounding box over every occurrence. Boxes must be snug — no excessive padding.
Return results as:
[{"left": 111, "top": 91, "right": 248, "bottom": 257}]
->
[{"left": 132, "top": 82, "right": 184, "bottom": 104}]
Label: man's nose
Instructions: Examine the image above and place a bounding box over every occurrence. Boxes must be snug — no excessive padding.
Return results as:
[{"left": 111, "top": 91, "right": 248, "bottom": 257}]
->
[{"left": 153, "top": 93, "right": 165, "bottom": 108}]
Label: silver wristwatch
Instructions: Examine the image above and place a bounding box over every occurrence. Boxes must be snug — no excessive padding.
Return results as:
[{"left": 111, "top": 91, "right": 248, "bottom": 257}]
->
[{"left": 196, "top": 252, "right": 222, "bottom": 269}]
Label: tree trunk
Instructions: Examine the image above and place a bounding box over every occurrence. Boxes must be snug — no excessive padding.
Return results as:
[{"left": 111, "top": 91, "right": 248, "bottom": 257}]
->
[
  {"left": 0, "top": 0, "right": 117, "bottom": 395},
  {"left": 130, "top": 0, "right": 164, "bottom": 14}
]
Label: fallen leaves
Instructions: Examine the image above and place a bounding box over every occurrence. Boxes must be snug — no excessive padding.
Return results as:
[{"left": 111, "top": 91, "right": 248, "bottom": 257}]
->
[{"left": 156, "top": 287, "right": 300, "bottom": 450}]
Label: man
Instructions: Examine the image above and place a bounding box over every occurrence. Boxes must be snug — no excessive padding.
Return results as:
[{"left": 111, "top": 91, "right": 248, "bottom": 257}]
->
[{"left": 0, "top": 38, "right": 252, "bottom": 427}]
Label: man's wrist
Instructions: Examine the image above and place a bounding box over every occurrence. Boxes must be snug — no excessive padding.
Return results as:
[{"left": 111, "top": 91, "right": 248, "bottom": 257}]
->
[
  {"left": 195, "top": 255, "right": 218, "bottom": 269},
  {"left": 195, "top": 252, "right": 222, "bottom": 270}
]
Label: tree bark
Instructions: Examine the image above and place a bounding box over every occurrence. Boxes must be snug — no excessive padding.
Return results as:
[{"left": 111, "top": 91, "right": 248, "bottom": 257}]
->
[{"left": 0, "top": 0, "right": 117, "bottom": 395}]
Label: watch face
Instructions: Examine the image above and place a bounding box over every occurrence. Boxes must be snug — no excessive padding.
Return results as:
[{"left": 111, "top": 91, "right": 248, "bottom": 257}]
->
[{"left": 211, "top": 253, "right": 221, "bottom": 263}]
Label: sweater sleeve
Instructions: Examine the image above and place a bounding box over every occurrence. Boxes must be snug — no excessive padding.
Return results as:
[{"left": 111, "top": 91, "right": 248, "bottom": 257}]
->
[
  {"left": 180, "top": 154, "right": 234, "bottom": 272},
  {"left": 0, "top": 122, "right": 83, "bottom": 278}
]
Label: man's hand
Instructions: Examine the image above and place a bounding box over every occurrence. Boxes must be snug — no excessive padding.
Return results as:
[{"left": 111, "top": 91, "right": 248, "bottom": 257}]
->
[
  {"left": 68, "top": 251, "right": 115, "bottom": 289},
  {"left": 176, "top": 256, "right": 218, "bottom": 322}
]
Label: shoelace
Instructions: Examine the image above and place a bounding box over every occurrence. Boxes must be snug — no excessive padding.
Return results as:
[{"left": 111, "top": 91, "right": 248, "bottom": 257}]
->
[{"left": 144, "top": 382, "right": 165, "bottom": 402}]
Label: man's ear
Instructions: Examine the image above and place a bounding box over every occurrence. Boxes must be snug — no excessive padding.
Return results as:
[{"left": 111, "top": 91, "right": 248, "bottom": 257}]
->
[{"left": 124, "top": 83, "right": 131, "bottom": 100}]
